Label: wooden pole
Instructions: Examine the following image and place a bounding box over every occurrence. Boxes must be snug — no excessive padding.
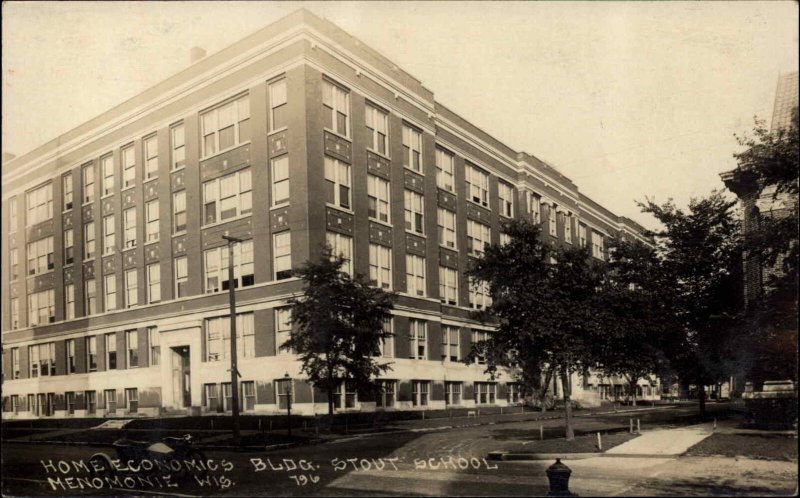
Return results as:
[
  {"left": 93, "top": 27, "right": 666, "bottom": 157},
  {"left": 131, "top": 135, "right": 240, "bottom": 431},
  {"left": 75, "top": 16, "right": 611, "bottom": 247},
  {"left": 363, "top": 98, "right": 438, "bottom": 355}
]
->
[
  {"left": 637, "top": 419, "right": 641, "bottom": 434},
  {"left": 540, "top": 425, "right": 544, "bottom": 440},
  {"left": 597, "top": 432, "right": 602, "bottom": 451}
]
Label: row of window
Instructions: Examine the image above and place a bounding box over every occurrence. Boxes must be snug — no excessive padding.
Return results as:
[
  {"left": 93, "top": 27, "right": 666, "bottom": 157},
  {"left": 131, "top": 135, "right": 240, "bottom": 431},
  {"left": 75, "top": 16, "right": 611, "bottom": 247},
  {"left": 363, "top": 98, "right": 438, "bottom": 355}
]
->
[{"left": 7, "top": 388, "right": 139, "bottom": 416}]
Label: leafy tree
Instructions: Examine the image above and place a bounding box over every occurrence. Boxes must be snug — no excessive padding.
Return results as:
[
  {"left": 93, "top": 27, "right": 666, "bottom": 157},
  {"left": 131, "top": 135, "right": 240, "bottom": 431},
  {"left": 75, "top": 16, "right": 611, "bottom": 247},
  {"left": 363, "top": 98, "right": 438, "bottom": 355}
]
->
[
  {"left": 468, "top": 219, "right": 605, "bottom": 439},
  {"left": 638, "top": 191, "right": 743, "bottom": 415},
  {"left": 594, "top": 237, "right": 672, "bottom": 405},
  {"left": 285, "top": 245, "right": 397, "bottom": 415}
]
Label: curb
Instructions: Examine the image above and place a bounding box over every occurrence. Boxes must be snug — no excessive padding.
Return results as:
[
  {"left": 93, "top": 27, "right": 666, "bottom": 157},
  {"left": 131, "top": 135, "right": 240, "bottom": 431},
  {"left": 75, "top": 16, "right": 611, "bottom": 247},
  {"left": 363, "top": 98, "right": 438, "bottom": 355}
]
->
[{"left": 487, "top": 451, "right": 681, "bottom": 461}]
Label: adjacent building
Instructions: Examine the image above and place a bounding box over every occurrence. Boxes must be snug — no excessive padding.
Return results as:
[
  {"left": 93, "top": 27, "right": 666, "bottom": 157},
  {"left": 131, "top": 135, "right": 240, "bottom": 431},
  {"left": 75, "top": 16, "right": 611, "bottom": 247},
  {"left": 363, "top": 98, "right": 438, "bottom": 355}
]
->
[{"left": 1, "top": 10, "right": 653, "bottom": 418}]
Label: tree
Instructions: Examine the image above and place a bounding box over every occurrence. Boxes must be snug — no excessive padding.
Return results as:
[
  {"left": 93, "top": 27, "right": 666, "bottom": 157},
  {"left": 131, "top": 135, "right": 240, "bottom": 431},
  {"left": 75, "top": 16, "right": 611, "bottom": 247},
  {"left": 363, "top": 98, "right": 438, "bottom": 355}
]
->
[
  {"left": 468, "top": 219, "right": 606, "bottom": 440},
  {"left": 638, "top": 191, "right": 743, "bottom": 415},
  {"left": 594, "top": 237, "right": 673, "bottom": 406},
  {"left": 285, "top": 245, "right": 397, "bottom": 416}
]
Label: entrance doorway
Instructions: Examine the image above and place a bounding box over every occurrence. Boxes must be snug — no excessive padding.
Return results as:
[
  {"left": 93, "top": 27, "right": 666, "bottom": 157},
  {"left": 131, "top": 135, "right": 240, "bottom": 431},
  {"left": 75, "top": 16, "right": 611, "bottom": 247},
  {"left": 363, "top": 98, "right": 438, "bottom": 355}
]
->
[{"left": 171, "top": 346, "right": 191, "bottom": 408}]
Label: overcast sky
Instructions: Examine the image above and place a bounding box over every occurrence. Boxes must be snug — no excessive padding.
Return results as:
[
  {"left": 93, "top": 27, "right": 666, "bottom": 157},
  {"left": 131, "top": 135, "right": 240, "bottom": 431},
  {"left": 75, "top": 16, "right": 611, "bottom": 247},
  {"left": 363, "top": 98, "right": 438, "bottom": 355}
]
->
[{"left": 3, "top": 1, "right": 798, "bottom": 229}]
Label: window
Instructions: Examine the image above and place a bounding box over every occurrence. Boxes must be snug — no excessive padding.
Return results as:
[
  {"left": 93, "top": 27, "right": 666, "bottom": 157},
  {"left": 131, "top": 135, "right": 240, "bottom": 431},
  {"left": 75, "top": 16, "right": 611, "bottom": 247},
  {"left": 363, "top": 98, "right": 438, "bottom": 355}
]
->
[
  {"left": 366, "top": 103, "right": 388, "bottom": 155},
  {"left": 27, "top": 183, "right": 53, "bottom": 225},
  {"left": 64, "top": 229, "right": 74, "bottom": 265},
  {"left": 171, "top": 124, "right": 185, "bottom": 169},
  {"left": 122, "top": 208, "right": 136, "bottom": 248},
  {"left": 65, "top": 339, "right": 76, "bottom": 374},
  {"left": 324, "top": 156, "right": 351, "bottom": 210},
  {"left": 499, "top": 182, "right": 514, "bottom": 218},
  {"left": 530, "top": 193, "right": 541, "bottom": 224},
  {"left": 174, "top": 256, "right": 188, "bottom": 298},
  {"left": 86, "top": 391, "right": 97, "bottom": 414},
  {"left": 146, "top": 200, "right": 159, "bottom": 242},
  {"left": 322, "top": 80, "right": 349, "bottom": 136},
  {"left": 270, "top": 155, "right": 290, "bottom": 206},
  {"left": 222, "top": 383, "right": 234, "bottom": 411},
  {"left": 83, "top": 163, "right": 95, "bottom": 204},
  {"left": 173, "top": 191, "right": 186, "bottom": 233},
  {"left": 9, "top": 196, "right": 18, "bottom": 231},
  {"left": 105, "top": 389, "right": 117, "bottom": 414},
  {"left": 101, "top": 154, "right": 114, "bottom": 196},
  {"left": 148, "top": 327, "right": 160, "bottom": 366},
  {"left": 439, "top": 267, "right": 458, "bottom": 305},
  {"left": 412, "top": 380, "right": 430, "bottom": 407},
  {"left": 445, "top": 381, "right": 462, "bottom": 406},
  {"left": 63, "top": 173, "right": 73, "bottom": 211},
  {"left": 102, "top": 215, "right": 115, "bottom": 255},
  {"left": 442, "top": 326, "right": 460, "bottom": 362},
  {"left": 472, "top": 330, "right": 490, "bottom": 364},
  {"left": 275, "top": 307, "right": 293, "bottom": 355},
  {"left": 564, "top": 213, "right": 573, "bottom": 243},
  {"left": 548, "top": 205, "right": 557, "bottom": 236},
  {"left": 10, "top": 298, "right": 19, "bottom": 329},
  {"left": 276, "top": 379, "right": 292, "bottom": 410},
  {"left": 126, "top": 330, "right": 138, "bottom": 368},
  {"left": 436, "top": 147, "right": 455, "bottom": 192},
  {"left": 334, "top": 381, "right": 358, "bottom": 410},
  {"left": 122, "top": 146, "right": 135, "bottom": 188},
  {"left": 11, "top": 348, "right": 20, "bottom": 379},
  {"left": 29, "top": 343, "right": 55, "bottom": 377},
  {"left": 508, "top": 383, "right": 522, "bottom": 404},
  {"left": 86, "top": 336, "right": 98, "bottom": 372},
  {"left": 467, "top": 220, "right": 491, "bottom": 257},
  {"left": 202, "top": 168, "right": 252, "bottom": 224},
  {"left": 273, "top": 232, "right": 292, "bottom": 280},
  {"left": 469, "top": 278, "right": 492, "bottom": 310},
  {"left": 406, "top": 254, "right": 426, "bottom": 297},
  {"left": 379, "top": 318, "right": 394, "bottom": 358},
  {"left": 201, "top": 94, "right": 250, "bottom": 157},
  {"left": 326, "top": 232, "right": 353, "bottom": 275},
  {"left": 106, "top": 333, "right": 117, "bottom": 370},
  {"left": 369, "top": 244, "right": 392, "bottom": 290},
  {"left": 409, "top": 319, "right": 427, "bottom": 360},
  {"left": 474, "top": 382, "right": 496, "bottom": 405},
  {"left": 204, "top": 240, "right": 254, "bottom": 293},
  {"left": 377, "top": 380, "right": 396, "bottom": 408},
  {"left": 125, "top": 388, "right": 138, "bottom": 413},
  {"left": 500, "top": 232, "right": 511, "bottom": 246},
  {"left": 65, "top": 284, "right": 75, "bottom": 320},
  {"left": 579, "top": 224, "right": 587, "bottom": 248},
  {"left": 104, "top": 274, "right": 117, "bottom": 311},
  {"left": 10, "top": 248, "right": 18, "bottom": 280},
  {"left": 466, "top": 164, "right": 489, "bottom": 208},
  {"left": 28, "top": 289, "right": 55, "bottom": 326},
  {"left": 26, "top": 236, "right": 54, "bottom": 275},
  {"left": 85, "top": 279, "right": 96, "bottom": 315},
  {"left": 10, "top": 395, "right": 19, "bottom": 414},
  {"left": 147, "top": 263, "right": 161, "bottom": 303},
  {"left": 205, "top": 313, "right": 255, "bottom": 361},
  {"left": 204, "top": 384, "right": 220, "bottom": 412},
  {"left": 66, "top": 392, "right": 76, "bottom": 415},
  {"left": 402, "top": 125, "right": 423, "bottom": 172},
  {"left": 367, "top": 175, "right": 391, "bottom": 223},
  {"left": 592, "top": 232, "right": 604, "bottom": 260},
  {"left": 242, "top": 381, "right": 256, "bottom": 411},
  {"left": 143, "top": 135, "right": 158, "bottom": 180},
  {"left": 437, "top": 208, "right": 457, "bottom": 249},
  {"left": 124, "top": 269, "right": 138, "bottom": 308},
  {"left": 269, "top": 79, "right": 287, "bottom": 131},
  {"left": 28, "top": 394, "right": 38, "bottom": 416},
  {"left": 404, "top": 190, "right": 424, "bottom": 234},
  {"left": 84, "top": 222, "right": 96, "bottom": 260}
]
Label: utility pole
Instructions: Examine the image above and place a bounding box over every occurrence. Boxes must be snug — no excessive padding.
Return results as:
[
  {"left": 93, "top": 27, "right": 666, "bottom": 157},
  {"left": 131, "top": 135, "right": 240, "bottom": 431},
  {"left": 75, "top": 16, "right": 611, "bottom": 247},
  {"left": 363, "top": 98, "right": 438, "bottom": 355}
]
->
[{"left": 222, "top": 234, "right": 243, "bottom": 446}]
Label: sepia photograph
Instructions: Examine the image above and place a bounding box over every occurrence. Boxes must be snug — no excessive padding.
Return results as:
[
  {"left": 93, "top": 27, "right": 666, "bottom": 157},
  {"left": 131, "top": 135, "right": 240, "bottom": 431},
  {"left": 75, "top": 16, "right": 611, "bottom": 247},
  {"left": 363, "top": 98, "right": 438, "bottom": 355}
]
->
[{"left": 1, "top": 1, "right": 798, "bottom": 496}]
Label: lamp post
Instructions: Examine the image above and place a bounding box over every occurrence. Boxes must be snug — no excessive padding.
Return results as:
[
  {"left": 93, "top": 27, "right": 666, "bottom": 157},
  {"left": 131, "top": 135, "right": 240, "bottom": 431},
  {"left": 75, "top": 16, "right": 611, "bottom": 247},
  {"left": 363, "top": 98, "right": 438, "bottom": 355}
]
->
[
  {"left": 222, "top": 234, "right": 243, "bottom": 446},
  {"left": 283, "top": 372, "right": 293, "bottom": 437}
]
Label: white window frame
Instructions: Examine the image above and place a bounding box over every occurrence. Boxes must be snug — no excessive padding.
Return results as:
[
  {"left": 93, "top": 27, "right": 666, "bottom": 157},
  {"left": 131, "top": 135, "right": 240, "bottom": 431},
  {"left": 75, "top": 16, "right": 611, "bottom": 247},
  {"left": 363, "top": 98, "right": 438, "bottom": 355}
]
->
[
  {"left": 101, "top": 154, "right": 114, "bottom": 196},
  {"left": 148, "top": 326, "right": 160, "bottom": 367},
  {"left": 27, "top": 183, "right": 54, "bottom": 226},
  {"left": 436, "top": 147, "right": 455, "bottom": 192},
  {"left": 472, "top": 330, "right": 490, "bottom": 364},
  {"left": 466, "top": 164, "right": 489, "bottom": 208},
  {"left": 467, "top": 220, "right": 491, "bottom": 257},
  {"left": 9, "top": 196, "right": 18, "bottom": 231},
  {"left": 26, "top": 236, "right": 54, "bottom": 276},
  {"left": 123, "top": 207, "right": 136, "bottom": 248},
  {"left": 204, "top": 313, "right": 255, "bottom": 361},
  {"left": 204, "top": 240, "right": 255, "bottom": 293},
  {"left": 84, "top": 222, "right": 96, "bottom": 260},
  {"left": 273, "top": 231, "right": 292, "bottom": 280},
  {"left": 409, "top": 319, "right": 427, "bottom": 360},
  {"left": 174, "top": 256, "right": 188, "bottom": 298},
  {"left": 126, "top": 329, "right": 138, "bottom": 368},
  {"left": 322, "top": 79, "right": 350, "bottom": 137},
  {"left": 579, "top": 224, "right": 587, "bottom": 248},
  {"left": 442, "top": 326, "right": 460, "bottom": 362},
  {"left": 369, "top": 243, "right": 392, "bottom": 290},
  {"left": 366, "top": 103, "right": 389, "bottom": 155},
  {"left": 269, "top": 79, "right": 287, "bottom": 132},
  {"left": 10, "top": 298, "right": 19, "bottom": 330},
  {"left": 147, "top": 263, "right": 161, "bottom": 303},
  {"left": 275, "top": 307, "right": 293, "bottom": 355},
  {"left": 102, "top": 215, "right": 116, "bottom": 255},
  {"left": 143, "top": 135, "right": 158, "bottom": 180},
  {"left": 62, "top": 173, "right": 73, "bottom": 211},
  {"left": 404, "top": 190, "right": 425, "bottom": 235},
  {"left": 564, "top": 213, "right": 573, "bottom": 243},
  {"left": 173, "top": 191, "right": 187, "bottom": 233},
  {"left": 105, "top": 332, "right": 117, "bottom": 370},
  {"left": 146, "top": 200, "right": 159, "bottom": 242},
  {"left": 326, "top": 232, "right": 353, "bottom": 276},
  {"left": 324, "top": 156, "right": 352, "bottom": 210},
  {"left": 171, "top": 124, "right": 185, "bottom": 170},
  {"left": 86, "top": 336, "right": 97, "bottom": 372},
  {"left": 402, "top": 124, "right": 423, "bottom": 173},
  {"left": 122, "top": 145, "right": 135, "bottom": 188},
  {"left": 124, "top": 269, "right": 138, "bottom": 308},
  {"left": 64, "top": 229, "right": 74, "bottom": 265},
  {"left": 412, "top": 380, "right": 430, "bottom": 407},
  {"left": 439, "top": 266, "right": 458, "bottom": 306},
  {"left": 377, "top": 379, "right": 396, "bottom": 408},
  {"left": 549, "top": 205, "right": 558, "bottom": 236},
  {"left": 500, "top": 232, "right": 512, "bottom": 246},
  {"left": 445, "top": 381, "right": 462, "bottom": 406},
  {"left": 85, "top": 279, "right": 96, "bottom": 315},
  {"left": 201, "top": 94, "right": 250, "bottom": 158},
  {"left": 125, "top": 388, "right": 139, "bottom": 413},
  {"left": 499, "top": 182, "right": 514, "bottom": 218},
  {"left": 333, "top": 381, "right": 358, "bottom": 410},
  {"left": 104, "top": 274, "right": 117, "bottom": 311},
  {"left": 83, "top": 163, "right": 95, "bottom": 204},
  {"left": 469, "top": 278, "right": 492, "bottom": 310},
  {"left": 437, "top": 208, "right": 457, "bottom": 249},
  {"left": 202, "top": 168, "right": 252, "bottom": 225},
  {"left": 10, "top": 248, "right": 19, "bottom": 281},
  {"left": 379, "top": 318, "right": 395, "bottom": 358},
  {"left": 406, "top": 254, "right": 426, "bottom": 297},
  {"left": 27, "top": 289, "right": 55, "bottom": 326},
  {"left": 271, "top": 155, "right": 290, "bottom": 207},
  {"left": 368, "top": 175, "right": 391, "bottom": 223},
  {"left": 65, "top": 284, "right": 75, "bottom": 320}
]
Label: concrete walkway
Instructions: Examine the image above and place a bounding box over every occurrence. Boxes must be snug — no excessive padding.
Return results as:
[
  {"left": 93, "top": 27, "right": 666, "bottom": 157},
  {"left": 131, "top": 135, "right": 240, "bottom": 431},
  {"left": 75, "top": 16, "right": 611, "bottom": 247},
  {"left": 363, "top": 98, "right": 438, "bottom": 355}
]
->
[{"left": 605, "top": 422, "right": 714, "bottom": 456}]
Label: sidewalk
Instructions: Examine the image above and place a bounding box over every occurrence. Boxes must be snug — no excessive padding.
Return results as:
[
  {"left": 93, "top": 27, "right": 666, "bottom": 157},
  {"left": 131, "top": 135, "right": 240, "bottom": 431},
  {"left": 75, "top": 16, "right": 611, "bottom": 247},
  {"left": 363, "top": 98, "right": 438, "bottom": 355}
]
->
[{"left": 605, "top": 423, "right": 713, "bottom": 456}]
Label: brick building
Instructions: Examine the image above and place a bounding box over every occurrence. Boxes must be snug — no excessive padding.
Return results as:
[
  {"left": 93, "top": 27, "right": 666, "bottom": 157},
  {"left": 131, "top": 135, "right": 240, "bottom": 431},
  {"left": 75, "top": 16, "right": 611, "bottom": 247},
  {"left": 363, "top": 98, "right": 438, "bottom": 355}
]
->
[{"left": 1, "top": 10, "right": 652, "bottom": 418}]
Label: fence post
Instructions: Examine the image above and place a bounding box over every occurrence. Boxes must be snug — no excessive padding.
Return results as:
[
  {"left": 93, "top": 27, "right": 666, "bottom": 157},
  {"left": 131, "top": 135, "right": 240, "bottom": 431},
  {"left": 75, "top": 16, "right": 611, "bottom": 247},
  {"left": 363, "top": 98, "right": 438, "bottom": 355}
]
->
[
  {"left": 637, "top": 419, "right": 641, "bottom": 434},
  {"left": 540, "top": 425, "right": 544, "bottom": 440},
  {"left": 597, "top": 432, "right": 602, "bottom": 450},
  {"left": 629, "top": 419, "right": 633, "bottom": 434}
]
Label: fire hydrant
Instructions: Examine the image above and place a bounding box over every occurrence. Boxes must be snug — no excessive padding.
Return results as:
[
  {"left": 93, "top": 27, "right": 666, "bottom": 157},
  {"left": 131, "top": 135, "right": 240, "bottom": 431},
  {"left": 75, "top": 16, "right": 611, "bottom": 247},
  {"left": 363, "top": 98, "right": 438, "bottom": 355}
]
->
[{"left": 546, "top": 458, "right": 576, "bottom": 496}]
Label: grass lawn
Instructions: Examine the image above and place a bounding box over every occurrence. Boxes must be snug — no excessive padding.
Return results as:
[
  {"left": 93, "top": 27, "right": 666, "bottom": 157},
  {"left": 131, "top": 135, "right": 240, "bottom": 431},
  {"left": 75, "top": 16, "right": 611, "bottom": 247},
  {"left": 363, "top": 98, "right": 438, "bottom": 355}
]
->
[
  {"left": 503, "top": 432, "right": 639, "bottom": 454},
  {"left": 685, "top": 434, "right": 798, "bottom": 462}
]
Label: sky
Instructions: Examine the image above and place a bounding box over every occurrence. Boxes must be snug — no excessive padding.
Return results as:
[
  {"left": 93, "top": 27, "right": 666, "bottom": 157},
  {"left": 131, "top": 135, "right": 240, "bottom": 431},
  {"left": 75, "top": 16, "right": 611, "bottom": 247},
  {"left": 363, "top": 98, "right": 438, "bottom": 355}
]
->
[{"left": 3, "top": 1, "right": 798, "bottom": 230}]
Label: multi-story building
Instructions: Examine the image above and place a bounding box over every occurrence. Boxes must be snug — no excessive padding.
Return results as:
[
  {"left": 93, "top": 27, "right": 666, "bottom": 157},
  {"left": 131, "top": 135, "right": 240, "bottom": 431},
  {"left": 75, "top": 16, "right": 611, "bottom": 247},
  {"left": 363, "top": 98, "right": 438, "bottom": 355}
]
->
[{"left": 1, "top": 10, "right": 651, "bottom": 419}]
